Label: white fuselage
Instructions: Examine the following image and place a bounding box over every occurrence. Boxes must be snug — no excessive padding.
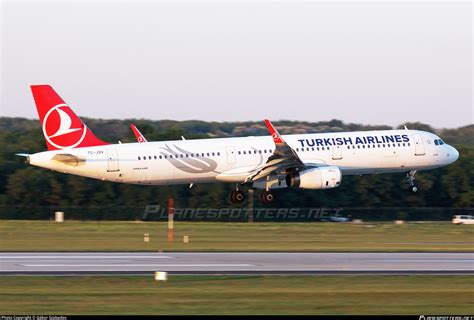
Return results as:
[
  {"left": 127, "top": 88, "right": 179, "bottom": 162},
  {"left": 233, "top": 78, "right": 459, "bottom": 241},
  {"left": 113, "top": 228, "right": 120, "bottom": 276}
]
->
[{"left": 28, "top": 129, "right": 459, "bottom": 189}]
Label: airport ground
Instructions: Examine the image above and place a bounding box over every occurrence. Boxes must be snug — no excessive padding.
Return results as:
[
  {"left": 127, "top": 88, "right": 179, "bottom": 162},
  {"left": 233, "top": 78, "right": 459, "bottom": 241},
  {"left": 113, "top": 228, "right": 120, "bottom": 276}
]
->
[
  {"left": 1, "top": 220, "right": 473, "bottom": 315},
  {"left": 1, "top": 220, "right": 473, "bottom": 252},
  {"left": 1, "top": 275, "right": 473, "bottom": 315}
]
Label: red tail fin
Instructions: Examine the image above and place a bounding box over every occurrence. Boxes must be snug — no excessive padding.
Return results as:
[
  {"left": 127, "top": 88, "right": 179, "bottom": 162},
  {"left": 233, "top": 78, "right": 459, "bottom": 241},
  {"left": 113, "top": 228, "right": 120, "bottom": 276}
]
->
[{"left": 31, "top": 85, "right": 109, "bottom": 150}]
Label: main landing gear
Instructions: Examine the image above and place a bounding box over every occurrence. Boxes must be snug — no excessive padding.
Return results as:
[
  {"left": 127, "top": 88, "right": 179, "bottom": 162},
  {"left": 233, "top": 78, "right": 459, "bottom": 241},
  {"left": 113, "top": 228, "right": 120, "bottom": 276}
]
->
[
  {"left": 407, "top": 170, "right": 418, "bottom": 193},
  {"left": 260, "top": 190, "right": 275, "bottom": 204},
  {"left": 229, "top": 186, "right": 275, "bottom": 204},
  {"left": 230, "top": 188, "right": 245, "bottom": 204}
]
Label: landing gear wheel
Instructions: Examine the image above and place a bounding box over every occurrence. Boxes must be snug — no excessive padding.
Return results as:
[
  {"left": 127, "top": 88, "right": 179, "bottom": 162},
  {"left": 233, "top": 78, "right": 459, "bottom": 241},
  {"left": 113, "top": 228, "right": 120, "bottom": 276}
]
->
[
  {"left": 230, "top": 190, "right": 245, "bottom": 204},
  {"left": 260, "top": 191, "right": 275, "bottom": 204},
  {"left": 411, "top": 185, "right": 418, "bottom": 193}
]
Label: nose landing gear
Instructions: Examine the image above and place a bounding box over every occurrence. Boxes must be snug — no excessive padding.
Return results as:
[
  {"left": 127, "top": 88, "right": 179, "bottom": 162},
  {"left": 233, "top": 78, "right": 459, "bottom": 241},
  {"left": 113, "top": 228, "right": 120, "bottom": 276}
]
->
[{"left": 407, "top": 170, "right": 418, "bottom": 193}]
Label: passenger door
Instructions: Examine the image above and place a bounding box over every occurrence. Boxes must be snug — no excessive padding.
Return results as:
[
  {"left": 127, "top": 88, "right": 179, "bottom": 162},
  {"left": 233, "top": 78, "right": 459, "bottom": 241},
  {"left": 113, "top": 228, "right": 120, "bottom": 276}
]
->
[
  {"left": 331, "top": 145, "right": 343, "bottom": 160},
  {"left": 106, "top": 149, "right": 120, "bottom": 172},
  {"left": 413, "top": 134, "right": 425, "bottom": 156},
  {"left": 226, "top": 146, "right": 236, "bottom": 165}
]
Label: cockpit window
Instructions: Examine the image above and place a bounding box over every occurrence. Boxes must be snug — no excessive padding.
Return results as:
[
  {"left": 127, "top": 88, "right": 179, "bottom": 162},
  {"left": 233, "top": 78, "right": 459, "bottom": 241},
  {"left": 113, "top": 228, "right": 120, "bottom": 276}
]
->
[
  {"left": 434, "top": 140, "right": 439, "bottom": 145},
  {"left": 434, "top": 139, "right": 445, "bottom": 146},
  {"left": 439, "top": 139, "right": 445, "bottom": 145}
]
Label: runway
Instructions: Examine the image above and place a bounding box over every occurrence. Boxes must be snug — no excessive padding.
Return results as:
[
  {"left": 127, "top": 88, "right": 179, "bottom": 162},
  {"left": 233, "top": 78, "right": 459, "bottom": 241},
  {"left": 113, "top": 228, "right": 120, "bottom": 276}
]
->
[{"left": 1, "top": 252, "right": 473, "bottom": 275}]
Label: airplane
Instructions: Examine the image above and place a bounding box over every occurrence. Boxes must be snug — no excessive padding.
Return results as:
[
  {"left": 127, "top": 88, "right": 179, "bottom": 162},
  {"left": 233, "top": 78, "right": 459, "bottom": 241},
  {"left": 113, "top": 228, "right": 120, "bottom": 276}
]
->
[{"left": 18, "top": 85, "right": 459, "bottom": 204}]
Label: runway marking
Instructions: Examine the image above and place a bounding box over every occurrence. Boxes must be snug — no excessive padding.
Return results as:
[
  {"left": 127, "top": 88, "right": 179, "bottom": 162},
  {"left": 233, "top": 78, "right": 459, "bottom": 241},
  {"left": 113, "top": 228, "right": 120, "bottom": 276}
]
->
[
  {"left": 1, "top": 256, "right": 173, "bottom": 259},
  {"left": 21, "top": 264, "right": 254, "bottom": 267}
]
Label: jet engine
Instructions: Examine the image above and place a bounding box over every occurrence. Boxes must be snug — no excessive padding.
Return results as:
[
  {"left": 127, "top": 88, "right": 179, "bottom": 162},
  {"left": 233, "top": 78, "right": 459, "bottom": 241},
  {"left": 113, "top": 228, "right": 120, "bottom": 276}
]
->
[{"left": 285, "top": 166, "right": 342, "bottom": 189}]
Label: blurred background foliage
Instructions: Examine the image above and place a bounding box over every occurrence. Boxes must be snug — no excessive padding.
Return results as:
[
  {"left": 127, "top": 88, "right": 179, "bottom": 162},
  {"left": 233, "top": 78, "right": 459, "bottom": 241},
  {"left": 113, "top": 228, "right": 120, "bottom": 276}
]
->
[{"left": 0, "top": 117, "right": 472, "bottom": 220}]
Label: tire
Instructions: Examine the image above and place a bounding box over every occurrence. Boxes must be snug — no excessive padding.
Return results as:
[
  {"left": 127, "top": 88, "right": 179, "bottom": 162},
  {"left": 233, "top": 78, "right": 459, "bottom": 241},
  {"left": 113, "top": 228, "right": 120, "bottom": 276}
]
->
[
  {"left": 261, "top": 191, "right": 274, "bottom": 204},
  {"left": 230, "top": 190, "right": 245, "bottom": 204},
  {"left": 411, "top": 186, "right": 418, "bottom": 193},
  {"left": 234, "top": 190, "right": 245, "bottom": 203}
]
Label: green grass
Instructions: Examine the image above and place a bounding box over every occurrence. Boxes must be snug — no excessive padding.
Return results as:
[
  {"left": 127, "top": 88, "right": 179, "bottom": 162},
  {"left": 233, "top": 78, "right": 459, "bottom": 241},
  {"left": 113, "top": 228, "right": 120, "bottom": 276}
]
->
[
  {"left": 1, "top": 220, "right": 473, "bottom": 252},
  {"left": 0, "top": 275, "right": 472, "bottom": 315}
]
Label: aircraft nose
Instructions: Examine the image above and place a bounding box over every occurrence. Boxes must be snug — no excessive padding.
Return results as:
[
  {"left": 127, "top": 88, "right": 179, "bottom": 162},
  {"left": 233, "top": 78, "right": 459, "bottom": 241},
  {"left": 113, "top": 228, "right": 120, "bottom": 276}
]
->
[{"left": 448, "top": 146, "right": 459, "bottom": 164}]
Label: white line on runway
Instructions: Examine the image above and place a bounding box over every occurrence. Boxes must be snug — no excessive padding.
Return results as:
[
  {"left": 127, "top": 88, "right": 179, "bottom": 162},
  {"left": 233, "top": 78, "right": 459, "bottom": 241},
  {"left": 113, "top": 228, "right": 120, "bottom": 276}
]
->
[
  {"left": 21, "top": 264, "right": 255, "bottom": 267},
  {"left": 1, "top": 256, "right": 173, "bottom": 259}
]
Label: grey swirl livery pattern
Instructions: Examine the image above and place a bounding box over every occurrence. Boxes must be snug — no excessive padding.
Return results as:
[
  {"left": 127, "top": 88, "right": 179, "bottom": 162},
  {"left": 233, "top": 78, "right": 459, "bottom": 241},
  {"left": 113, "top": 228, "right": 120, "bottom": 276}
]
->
[{"left": 160, "top": 144, "right": 220, "bottom": 173}]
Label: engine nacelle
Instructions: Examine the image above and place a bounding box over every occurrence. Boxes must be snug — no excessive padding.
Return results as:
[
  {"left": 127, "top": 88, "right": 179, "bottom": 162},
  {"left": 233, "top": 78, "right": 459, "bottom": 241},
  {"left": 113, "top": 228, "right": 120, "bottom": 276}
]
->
[{"left": 285, "top": 166, "right": 342, "bottom": 189}]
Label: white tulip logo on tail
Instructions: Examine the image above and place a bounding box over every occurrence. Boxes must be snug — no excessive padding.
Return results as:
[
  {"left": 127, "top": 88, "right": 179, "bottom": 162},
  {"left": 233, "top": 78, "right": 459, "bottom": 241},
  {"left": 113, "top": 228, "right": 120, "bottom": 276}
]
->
[{"left": 42, "top": 104, "right": 87, "bottom": 149}]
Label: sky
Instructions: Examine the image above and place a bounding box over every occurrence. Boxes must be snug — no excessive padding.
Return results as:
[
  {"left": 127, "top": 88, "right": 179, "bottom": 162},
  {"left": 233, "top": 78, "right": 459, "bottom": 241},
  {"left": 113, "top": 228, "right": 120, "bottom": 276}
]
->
[{"left": 1, "top": 1, "right": 472, "bottom": 128}]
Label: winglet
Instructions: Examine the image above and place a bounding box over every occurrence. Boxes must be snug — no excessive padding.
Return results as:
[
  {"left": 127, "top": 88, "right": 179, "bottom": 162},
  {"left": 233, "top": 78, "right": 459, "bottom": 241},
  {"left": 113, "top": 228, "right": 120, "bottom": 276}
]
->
[
  {"left": 264, "top": 119, "right": 284, "bottom": 144},
  {"left": 130, "top": 124, "right": 148, "bottom": 143}
]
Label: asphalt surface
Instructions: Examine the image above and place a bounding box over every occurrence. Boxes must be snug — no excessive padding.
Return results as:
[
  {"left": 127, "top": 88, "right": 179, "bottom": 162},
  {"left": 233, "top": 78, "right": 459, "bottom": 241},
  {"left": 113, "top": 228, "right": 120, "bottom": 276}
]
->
[{"left": 1, "top": 252, "right": 473, "bottom": 275}]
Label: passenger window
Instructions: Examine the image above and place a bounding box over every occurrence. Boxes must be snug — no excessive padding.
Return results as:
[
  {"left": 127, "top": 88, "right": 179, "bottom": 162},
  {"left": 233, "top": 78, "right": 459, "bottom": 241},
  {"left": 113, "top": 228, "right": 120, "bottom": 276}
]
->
[
  {"left": 138, "top": 156, "right": 141, "bottom": 160},
  {"left": 159, "top": 155, "right": 162, "bottom": 159},
  {"left": 154, "top": 156, "right": 157, "bottom": 159}
]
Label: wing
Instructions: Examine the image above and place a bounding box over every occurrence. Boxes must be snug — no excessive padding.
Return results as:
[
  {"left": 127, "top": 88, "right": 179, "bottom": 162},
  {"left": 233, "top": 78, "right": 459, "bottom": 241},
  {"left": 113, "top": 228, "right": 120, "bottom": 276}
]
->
[{"left": 244, "top": 119, "right": 306, "bottom": 183}]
